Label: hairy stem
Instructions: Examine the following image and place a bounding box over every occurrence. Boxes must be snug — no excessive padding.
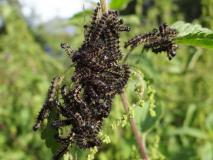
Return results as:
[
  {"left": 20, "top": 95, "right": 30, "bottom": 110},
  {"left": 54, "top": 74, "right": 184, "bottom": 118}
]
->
[
  {"left": 120, "top": 93, "right": 148, "bottom": 160},
  {"left": 100, "top": 0, "right": 108, "bottom": 14},
  {"left": 99, "top": 0, "right": 148, "bottom": 159}
]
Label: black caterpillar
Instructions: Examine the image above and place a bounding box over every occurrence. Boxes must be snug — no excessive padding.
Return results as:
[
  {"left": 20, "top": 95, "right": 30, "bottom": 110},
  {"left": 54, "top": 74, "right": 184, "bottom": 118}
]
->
[
  {"left": 33, "top": 3, "right": 178, "bottom": 159},
  {"left": 33, "top": 3, "right": 130, "bottom": 160},
  {"left": 125, "top": 23, "right": 178, "bottom": 60}
]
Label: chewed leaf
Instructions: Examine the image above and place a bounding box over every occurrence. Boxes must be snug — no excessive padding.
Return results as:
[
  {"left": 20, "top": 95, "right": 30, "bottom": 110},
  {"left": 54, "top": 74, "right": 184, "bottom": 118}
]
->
[
  {"left": 171, "top": 21, "right": 213, "bottom": 50},
  {"left": 171, "top": 21, "right": 213, "bottom": 37}
]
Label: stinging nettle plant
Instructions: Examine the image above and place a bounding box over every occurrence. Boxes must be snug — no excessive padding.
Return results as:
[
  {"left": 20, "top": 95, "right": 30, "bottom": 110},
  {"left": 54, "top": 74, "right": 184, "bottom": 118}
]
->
[{"left": 33, "top": 0, "right": 213, "bottom": 160}]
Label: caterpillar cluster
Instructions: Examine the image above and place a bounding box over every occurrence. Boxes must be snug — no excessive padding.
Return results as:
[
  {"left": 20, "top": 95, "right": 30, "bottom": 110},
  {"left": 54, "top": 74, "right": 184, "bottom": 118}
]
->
[
  {"left": 33, "top": 3, "right": 130, "bottom": 160},
  {"left": 125, "top": 23, "right": 178, "bottom": 60}
]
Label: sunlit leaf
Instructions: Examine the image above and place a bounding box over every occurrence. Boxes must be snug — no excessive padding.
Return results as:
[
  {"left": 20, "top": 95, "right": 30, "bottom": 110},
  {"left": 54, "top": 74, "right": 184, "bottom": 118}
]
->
[
  {"left": 110, "top": 0, "right": 131, "bottom": 9},
  {"left": 172, "top": 21, "right": 213, "bottom": 50},
  {"left": 167, "top": 127, "right": 208, "bottom": 139}
]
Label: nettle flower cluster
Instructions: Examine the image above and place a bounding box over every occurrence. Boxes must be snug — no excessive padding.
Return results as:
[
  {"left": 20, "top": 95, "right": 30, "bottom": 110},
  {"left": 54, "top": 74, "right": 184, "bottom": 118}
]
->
[
  {"left": 33, "top": 3, "right": 178, "bottom": 160},
  {"left": 33, "top": 3, "right": 130, "bottom": 160}
]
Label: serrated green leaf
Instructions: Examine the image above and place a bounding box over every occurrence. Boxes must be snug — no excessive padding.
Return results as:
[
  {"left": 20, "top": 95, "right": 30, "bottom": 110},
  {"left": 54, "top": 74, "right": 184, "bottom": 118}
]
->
[
  {"left": 175, "top": 33, "right": 213, "bottom": 50},
  {"left": 172, "top": 21, "right": 213, "bottom": 37},
  {"left": 171, "top": 21, "right": 213, "bottom": 50}
]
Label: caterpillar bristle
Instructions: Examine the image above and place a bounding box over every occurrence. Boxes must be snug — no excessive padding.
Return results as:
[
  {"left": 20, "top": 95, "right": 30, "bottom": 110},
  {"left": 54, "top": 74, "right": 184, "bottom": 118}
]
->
[{"left": 34, "top": 3, "right": 130, "bottom": 159}]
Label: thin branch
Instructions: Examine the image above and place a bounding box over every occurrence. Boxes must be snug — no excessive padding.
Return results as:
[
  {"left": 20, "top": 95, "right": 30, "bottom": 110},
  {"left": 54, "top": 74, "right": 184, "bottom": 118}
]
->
[
  {"left": 120, "top": 93, "right": 148, "bottom": 160},
  {"left": 99, "top": 0, "right": 148, "bottom": 159},
  {"left": 122, "top": 48, "right": 134, "bottom": 63}
]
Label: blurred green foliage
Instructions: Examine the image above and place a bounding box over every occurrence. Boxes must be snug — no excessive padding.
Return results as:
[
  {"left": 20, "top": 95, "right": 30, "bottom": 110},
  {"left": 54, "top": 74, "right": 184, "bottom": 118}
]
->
[
  {"left": 0, "top": 0, "right": 213, "bottom": 160},
  {"left": 0, "top": 2, "right": 63, "bottom": 159}
]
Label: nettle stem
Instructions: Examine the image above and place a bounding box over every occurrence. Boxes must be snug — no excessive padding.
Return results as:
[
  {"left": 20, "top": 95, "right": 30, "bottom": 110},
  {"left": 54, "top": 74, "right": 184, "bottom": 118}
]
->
[
  {"left": 120, "top": 93, "right": 148, "bottom": 160},
  {"left": 99, "top": 0, "right": 148, "bottom": 159},
  {"left": 100, "top": 0, "right": 108, "bottom": 14}
]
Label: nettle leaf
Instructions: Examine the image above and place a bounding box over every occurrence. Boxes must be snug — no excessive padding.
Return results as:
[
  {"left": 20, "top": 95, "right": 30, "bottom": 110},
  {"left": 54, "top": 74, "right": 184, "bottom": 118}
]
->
[
  {"left": 172, "top": 21, "right": 213, "bottom": 37},
  {"left": 41, "top": 108, "right": 60, "bottom": 154},
  {"left": 69, "top": 10, "right": 92, "bottom": 26},
  {"left": 110, "top": 0, "right": 130, "bottom": 9},
  {"left": 134, "top": 102, "right": 162, "bottom": 133},
  {"left": 171, "top": 21, "right": 213, "bottom": 50}
]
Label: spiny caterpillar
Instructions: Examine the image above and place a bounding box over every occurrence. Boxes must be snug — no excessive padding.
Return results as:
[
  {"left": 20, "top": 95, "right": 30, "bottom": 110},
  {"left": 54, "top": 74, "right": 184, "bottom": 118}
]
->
[
  {"left": 125, "top": 23, "right": 178, "bottom": 60},
  {"left": 33, "top": 3, "right": 130, "bottom": 160},
  {"left": 33, "top": 3, "right": 179, "bottom": 160},
  {"left": 33, "top": 76, "right": 64, "bottom": 131}
]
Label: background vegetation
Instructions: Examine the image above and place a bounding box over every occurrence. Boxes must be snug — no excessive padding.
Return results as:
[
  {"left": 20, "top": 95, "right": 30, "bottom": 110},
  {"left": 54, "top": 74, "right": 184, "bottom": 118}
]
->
[{"left": 0, "top": 0, "right": 212, "bottom": 159}]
